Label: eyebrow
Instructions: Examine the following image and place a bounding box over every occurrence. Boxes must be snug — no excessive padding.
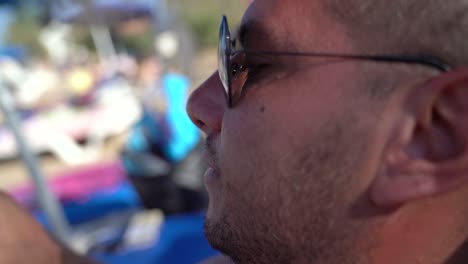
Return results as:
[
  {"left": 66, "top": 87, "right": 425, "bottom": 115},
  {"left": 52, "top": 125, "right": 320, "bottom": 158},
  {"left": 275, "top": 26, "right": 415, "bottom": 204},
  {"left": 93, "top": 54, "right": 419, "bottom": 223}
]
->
[
  {"left": 237, "top": 18, "right": 274, "bottom": 50},
  {"left": 237, "top": 22, "right": 250, "bottom": 48}
]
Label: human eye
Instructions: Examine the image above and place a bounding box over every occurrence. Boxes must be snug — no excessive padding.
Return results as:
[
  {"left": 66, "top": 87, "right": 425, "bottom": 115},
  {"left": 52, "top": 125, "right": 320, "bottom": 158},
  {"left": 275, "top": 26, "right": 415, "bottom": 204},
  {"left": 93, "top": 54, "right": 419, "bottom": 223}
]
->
[
  {"left": 228, "top": 53, "right": 277, "bottom": 104},
  {"left": 243, "top": 62, "right": 271, "bottom": 86},
  {"left": 238, "top": 53, "right": 274, "bottom": 82},
  {"left": 229, "top": 52, "right": 270, "bottom": 88}
]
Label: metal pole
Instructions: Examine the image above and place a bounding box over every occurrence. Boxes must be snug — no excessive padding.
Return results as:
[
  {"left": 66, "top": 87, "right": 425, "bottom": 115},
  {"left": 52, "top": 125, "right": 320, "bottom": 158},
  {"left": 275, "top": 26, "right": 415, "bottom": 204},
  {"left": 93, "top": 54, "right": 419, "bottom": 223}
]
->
[
  {"left": 147, "top": 0, "right": 168, "bottom": 80},
  {"left": 149, "top": 0, "right": 168, "bottom": 32},
  {"left": 0, "top": 5, "right": 15, "bottom": 49},
  {"left": 89, "top": 25, "right": 117, "bottom": 59},
  {"left": 0, "top": 81, "right": 71, "bottom": 246}
]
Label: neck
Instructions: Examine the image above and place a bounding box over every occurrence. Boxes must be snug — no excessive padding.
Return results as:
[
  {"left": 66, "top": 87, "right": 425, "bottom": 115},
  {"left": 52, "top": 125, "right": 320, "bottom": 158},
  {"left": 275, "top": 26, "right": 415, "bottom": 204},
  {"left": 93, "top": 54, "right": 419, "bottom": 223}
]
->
[{"left": 371, "top": 196, "right": 468, "bottom": 264}]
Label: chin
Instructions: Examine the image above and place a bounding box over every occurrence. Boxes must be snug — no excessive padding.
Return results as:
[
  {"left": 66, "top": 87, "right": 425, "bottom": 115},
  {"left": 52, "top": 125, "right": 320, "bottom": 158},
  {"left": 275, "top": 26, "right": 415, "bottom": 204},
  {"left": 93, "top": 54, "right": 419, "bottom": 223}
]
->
[
  {"left": 203, "top": 200, "right": 231, "bottom": 248},
  {"left": 203, "top": 214, "right": 231, "bottom": 256}
]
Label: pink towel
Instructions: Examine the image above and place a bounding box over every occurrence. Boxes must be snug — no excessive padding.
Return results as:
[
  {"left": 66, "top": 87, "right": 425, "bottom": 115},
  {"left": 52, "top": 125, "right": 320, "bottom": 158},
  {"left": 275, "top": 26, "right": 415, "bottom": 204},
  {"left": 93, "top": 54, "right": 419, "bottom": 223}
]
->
[{"left": 9, "top": 160, "right": 126, "bottom": 209}]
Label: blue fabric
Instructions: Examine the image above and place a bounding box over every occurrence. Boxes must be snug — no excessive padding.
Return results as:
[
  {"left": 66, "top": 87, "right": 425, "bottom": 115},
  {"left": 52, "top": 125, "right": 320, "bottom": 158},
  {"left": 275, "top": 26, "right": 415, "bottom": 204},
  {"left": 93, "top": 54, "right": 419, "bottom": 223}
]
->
[
  {"left": 0, "top": 46, "right": 26, "bottom": 61},
  {"left": 127, "top": 126, "right": 149, "bottom": 153},
  {"left": 123, "top": 73, "right": 200, "bottom": 176},
  {"left": 0, "top": 0, "right": 18, "bottom": 5},
  {"left": 34, "top": 182, "right": 141, "bottom": 227},
  {"left": 163, "top": 74, "right": 200, "bottom": 162},
  {"left": 35, "top": 183, "right": 218, "bottom": 264},
  {"left": 62, "top": 182, "right": 141, "bottom": 225},
  {"left": 123, "top": 107, "right": 166, "bottom": 175},
  {"left": 93, "top": 212, "right": 218, "bottom": 264}
]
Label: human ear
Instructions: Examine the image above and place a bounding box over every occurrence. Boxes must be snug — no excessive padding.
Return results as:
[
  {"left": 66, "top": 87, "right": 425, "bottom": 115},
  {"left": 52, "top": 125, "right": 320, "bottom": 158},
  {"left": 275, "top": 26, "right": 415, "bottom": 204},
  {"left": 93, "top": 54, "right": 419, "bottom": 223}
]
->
[{"left": 370, "top": 68, "right": 468, "bottom": 207}]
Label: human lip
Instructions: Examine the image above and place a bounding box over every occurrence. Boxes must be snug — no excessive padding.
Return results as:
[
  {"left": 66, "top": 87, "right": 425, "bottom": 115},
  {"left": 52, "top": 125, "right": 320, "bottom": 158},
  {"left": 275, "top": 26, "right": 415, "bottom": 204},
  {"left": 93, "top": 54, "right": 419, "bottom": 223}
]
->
[
  {"left": 202, "top": 154, "right": 221, "bottom": 187},
  {"left": 204, "top": 167, "right": 220, "bottom": 186},
  {"left": 203, "top": 153, "right": 220, "bottom": 177}
]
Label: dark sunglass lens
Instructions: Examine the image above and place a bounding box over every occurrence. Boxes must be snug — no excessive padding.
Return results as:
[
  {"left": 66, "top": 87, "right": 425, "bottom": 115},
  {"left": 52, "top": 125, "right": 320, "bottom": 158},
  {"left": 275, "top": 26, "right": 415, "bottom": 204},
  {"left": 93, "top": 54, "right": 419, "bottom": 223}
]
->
[{"left": 218, "top": 16, "right": 230, "bottom": 98}]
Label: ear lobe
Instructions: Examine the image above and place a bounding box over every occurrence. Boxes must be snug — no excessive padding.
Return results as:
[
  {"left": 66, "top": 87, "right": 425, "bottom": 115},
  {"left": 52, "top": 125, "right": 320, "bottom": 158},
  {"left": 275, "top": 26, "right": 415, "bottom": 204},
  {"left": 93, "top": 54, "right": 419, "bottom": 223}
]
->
[
  {"left": 370, "top": 158, "right": 468, "bottom": 207},
  {"left": 370, "top": 68, "right": 468, "bottom": 208}
]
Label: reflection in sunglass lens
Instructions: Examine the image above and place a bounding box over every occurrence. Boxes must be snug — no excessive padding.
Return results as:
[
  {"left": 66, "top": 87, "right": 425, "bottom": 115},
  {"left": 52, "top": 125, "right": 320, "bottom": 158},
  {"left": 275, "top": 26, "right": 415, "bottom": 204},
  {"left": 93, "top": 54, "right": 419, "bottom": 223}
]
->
[
  {"left": 218, "top": 16, "right": 230, "bottom": 103},
  {"left": 219, "top": 16, "right": 232, "bottom": 106}
]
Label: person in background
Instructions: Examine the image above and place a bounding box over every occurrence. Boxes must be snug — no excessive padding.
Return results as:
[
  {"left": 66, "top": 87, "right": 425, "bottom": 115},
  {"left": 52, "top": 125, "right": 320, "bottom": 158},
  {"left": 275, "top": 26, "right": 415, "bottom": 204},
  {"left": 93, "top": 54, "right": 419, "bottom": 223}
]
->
[{"left": 122, "top": 62, "right": 207, "bottom": 215}]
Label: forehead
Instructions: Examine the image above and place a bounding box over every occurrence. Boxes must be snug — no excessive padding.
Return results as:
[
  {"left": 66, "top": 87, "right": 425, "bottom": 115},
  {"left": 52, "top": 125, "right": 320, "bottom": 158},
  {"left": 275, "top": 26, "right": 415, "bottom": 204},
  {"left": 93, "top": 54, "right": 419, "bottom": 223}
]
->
[{"left": 240, "top": 0, "right": 354, "bottom": 53}]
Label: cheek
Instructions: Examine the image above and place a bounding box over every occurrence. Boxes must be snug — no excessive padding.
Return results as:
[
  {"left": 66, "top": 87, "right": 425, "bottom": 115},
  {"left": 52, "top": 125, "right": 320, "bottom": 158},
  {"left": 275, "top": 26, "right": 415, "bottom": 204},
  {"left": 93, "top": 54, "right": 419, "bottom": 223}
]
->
[
  {"left": 216, "top": 66, "right": 379, "bottom": 217},
  {"left": 220, "top": 108, "right": 278, "bottom": 193},
  {"left": 219, "top": 77, "right": 345, "bottom": 194}
]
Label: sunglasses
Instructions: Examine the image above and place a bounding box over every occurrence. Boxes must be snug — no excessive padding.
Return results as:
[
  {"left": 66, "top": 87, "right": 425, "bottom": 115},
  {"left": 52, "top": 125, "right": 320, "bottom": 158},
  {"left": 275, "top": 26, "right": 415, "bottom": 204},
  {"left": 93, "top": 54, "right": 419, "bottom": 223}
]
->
[{"left": 218, "top": 15, "right": 451, "bottom": 108}]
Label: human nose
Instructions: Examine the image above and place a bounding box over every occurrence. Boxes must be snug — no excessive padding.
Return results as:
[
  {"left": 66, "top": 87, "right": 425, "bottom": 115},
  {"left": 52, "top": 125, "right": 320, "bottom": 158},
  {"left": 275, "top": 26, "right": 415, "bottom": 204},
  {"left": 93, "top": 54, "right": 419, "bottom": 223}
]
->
[{"left": 186, "top": 72, "right": 227, "bottom": 135}]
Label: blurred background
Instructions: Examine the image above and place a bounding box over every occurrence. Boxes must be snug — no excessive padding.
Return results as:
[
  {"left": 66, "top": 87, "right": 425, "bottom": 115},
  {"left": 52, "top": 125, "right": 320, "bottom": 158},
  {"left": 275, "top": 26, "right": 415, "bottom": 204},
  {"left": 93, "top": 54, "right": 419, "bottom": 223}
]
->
[{"left": 0, "top": 0, "right": 247, "bottom": 263}]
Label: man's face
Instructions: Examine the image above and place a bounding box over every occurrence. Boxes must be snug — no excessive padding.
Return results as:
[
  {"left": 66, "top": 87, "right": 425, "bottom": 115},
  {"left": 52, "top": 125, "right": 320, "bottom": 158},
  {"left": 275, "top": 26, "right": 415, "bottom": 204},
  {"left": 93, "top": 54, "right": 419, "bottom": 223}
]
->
[{"left": 188, "top": 0, "right": 386, "bottom": 263}]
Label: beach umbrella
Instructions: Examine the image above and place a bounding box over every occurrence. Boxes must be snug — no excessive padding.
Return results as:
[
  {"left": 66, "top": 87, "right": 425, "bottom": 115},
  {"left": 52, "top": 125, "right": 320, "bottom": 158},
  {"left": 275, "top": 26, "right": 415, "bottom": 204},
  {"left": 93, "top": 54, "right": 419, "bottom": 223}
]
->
[
  {"left": 53, "top": 0, "right": 153, "bottom": 25},
  {"left": 51, "top": 0, "right": 158, "bottom": 73}
]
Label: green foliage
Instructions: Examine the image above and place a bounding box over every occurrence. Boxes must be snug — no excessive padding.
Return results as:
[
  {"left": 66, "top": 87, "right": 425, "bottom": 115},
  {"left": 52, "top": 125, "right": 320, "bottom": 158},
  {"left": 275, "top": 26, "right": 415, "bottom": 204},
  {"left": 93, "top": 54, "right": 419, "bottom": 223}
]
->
[
  {"left": 170, "top": 0, "right": 245, "bottom": 50},
  {"left": 7, "top": 8, "right": 46, "bottom": 58},
  {"left": 116, "top": 32, "right": 155, "bottom": 59},
  {"left": 185, "top": 10, "right": 220, "bottom": 48},
  {"left": 5, "top": 0, "right": 247, "bottom": 57},
  {"left": 71, "top": 28, "right": 95, "bottom": 52},
  {"left": 70, "top": 27, "right": 156, "bottom": 60}
]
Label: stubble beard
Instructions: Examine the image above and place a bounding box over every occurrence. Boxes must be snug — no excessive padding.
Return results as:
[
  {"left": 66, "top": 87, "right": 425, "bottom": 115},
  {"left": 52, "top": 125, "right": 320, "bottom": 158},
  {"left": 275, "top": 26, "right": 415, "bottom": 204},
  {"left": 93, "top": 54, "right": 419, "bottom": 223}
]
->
[{"left": 204, "top": 115, "right": 373, "bottom": 264}]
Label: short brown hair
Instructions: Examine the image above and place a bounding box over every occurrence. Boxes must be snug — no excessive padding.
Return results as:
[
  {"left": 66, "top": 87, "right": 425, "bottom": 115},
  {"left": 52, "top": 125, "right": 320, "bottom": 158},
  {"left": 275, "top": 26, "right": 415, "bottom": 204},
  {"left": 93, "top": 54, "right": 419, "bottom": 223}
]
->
[
  {"left": 322, "top": 0, "right": 468, "bottom": 99},
  {"left": 325, "top": 0, "right": 468, "bottom": 68}
]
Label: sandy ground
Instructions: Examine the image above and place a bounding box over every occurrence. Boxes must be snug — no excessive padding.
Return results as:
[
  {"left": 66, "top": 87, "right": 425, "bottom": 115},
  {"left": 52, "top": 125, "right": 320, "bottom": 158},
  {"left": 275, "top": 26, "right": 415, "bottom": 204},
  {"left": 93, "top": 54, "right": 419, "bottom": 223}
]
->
[{"left": 0, "top": 50, "right": 217, "bottom": 191}]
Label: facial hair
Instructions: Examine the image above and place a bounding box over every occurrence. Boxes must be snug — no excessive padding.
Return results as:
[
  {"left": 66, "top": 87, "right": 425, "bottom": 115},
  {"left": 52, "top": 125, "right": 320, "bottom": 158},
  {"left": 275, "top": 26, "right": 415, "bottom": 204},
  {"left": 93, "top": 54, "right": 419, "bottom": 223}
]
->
[{"left": 204, "top": 113, "right": 373, "bottom": 264}]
